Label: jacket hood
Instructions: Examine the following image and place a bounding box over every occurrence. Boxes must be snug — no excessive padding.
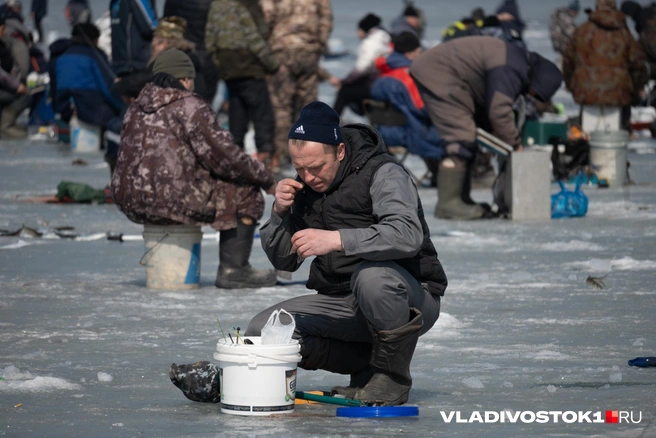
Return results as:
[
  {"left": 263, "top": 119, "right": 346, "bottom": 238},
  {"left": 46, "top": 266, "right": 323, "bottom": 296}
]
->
[
  {"left": 49, "top": 38, "right": 73, "bottom": 57},
  {"left": 326, "top": 124, "right": 387, "bottom": 193},
  {"left": 136, "top": 82, "right": 196, "bottom": 113},
  {"left": 528, "top": 52, "right": 563, "bottom": 102},
  {"left": 375, "top": 51, "right": 412, "bottom": 73},
  {"left": 589, "top": 9, "right": 626, "bottom": 29}
]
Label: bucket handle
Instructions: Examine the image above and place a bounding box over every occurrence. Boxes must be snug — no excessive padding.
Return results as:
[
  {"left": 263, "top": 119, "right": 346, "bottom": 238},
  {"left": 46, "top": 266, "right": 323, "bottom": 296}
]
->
[
  {"left": 220, "top": 351, "right": 302, "bottom": 368},
  {"left": 139, "top": 232, "right": 170, "bottom": 266}
]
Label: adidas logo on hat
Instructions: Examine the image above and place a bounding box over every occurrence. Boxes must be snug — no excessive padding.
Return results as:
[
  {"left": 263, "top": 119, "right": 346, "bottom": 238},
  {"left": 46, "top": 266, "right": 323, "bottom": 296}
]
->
[{"left": 288, "top": 101, "right": 343, "bottom": 145}]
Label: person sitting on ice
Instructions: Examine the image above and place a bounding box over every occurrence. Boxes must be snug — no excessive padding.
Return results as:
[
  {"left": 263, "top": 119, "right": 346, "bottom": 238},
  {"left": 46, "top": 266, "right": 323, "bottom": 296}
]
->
[
  {"left": 53, "top": 23, "right": 122, "bottom": 140},
  {"left": 170, "top": 101, "right": 447, "bottom": 406},
  {"left": 330, "top": 13, "right": 390, "bottom": 119},
  {"left": 370, "top": 31, "right": 443, "bottom": 186},
  {"left": 111, "top": 49, "right": 278, "bottom": 289}
]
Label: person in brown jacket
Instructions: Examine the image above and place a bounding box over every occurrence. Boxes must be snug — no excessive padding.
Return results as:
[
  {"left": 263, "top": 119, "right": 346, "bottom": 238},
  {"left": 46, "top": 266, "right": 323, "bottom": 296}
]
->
[
  {"left": 563, "top": 0, "right": 648, "bottom": 129},
  {"left": 410, "top": 36, "right": 562, "bottom": 220},
  {"left": 111, "top": 49, "right": 278, "bottom": 289}
]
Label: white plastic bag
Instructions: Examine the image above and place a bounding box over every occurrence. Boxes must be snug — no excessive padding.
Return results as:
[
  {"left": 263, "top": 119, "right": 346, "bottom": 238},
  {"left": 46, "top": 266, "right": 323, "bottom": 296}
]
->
[{"left": 261, "top": 309, "right": 296, "bottom": 345}]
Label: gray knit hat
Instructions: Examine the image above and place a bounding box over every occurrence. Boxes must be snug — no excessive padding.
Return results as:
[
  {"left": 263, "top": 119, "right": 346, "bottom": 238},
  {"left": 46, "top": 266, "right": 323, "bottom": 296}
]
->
[{"left": 152, "top": 49, "right": 196, "bottom": 79}]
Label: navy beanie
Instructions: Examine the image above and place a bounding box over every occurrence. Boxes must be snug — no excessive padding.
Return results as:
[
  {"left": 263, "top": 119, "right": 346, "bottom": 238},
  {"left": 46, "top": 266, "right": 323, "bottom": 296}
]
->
[{"left": 288, "top": 101, "right": 344, "bottom": 145}]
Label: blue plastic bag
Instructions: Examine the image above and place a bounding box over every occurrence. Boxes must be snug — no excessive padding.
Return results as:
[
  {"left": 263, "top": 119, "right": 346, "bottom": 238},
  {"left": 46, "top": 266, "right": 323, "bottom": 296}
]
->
[{"left": 551, "top": 173, "right": 588, "bottom": 219}]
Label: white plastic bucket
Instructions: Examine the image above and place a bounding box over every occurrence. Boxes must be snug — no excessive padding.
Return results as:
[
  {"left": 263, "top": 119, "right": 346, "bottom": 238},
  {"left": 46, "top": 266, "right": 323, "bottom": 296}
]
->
[
  {"left": 214, "top": 337, "right": 302, "bottom": 416},
  {"left": 71, "top": 120, "right": 102, "bottom": 153},
  {"left": 589, "top": 130, "right": 629, "bottom": 187},
  {"left": 141, "top": 224, "right": 202, "bottom": 290}
]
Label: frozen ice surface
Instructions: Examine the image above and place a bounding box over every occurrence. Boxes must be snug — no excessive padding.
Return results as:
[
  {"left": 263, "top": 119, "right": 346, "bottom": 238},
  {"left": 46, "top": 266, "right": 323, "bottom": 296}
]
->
[
  {"left": 1, "top": 1, "right": 656, "bottom": 436},
  {"left": 462, "top": 377, "right": 485, "bottom": 389},
  {"left": 97, "top": 372, "right": 114, "bottom": 383}
]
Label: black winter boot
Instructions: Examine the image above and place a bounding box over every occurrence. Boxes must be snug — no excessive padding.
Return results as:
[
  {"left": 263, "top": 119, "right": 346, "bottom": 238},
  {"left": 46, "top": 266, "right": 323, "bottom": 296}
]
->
[
  {"left": 354, "top": 309, "right": 423, "bottom": 406},
  {"left": 435, "top": 158, "right": 486, "bottom": 220},
  {"left": 331, "top": 365, "right": 374, "bottom": 399},
  {"left": 215, "top": 219, "right": 277, "bottom": 289},
  {"left": 461, "top": 159, "right": 492, "bottom": 212}
]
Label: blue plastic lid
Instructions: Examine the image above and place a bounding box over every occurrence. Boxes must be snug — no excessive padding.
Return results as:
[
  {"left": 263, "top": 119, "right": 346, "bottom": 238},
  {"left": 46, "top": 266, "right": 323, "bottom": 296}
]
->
[{"left": 336, "top": 405, "right": 419, "bottom": 418}]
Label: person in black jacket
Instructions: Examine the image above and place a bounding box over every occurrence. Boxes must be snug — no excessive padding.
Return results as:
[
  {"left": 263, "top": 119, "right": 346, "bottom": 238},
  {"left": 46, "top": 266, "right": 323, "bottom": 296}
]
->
[
  {"left": 163, "top": 0, "right": 219, "bottom": 102},
  {"left": 247, "top": 102, "right": 446, "bottom": 406},
  {"left": 110, "top": 0, "right": 158, "bottom": 76},
  {"left": 30, "top": 0, "right": 47, "bottom": 41}
]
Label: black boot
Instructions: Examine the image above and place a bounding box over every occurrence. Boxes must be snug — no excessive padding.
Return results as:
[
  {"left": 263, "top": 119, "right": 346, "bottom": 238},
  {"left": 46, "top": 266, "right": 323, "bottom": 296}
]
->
[
  {"left": 435, "top": 159, "right": 486, "bottom": 220},
  {"left": 461, "top": 159, "right": 492, "bottom": 212},
  {"left": 331, "top": 365, "right": 374, "bottom": 399},
  {"left": 354, "top": 309, "right": 423, "bottom": 406},
  {"left": 215, "top": 219, "right": 277, "bottom": 289}
]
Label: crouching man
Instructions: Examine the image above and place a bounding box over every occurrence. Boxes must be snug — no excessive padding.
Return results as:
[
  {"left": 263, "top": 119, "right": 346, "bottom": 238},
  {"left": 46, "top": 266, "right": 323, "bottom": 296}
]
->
[{"left": 244, "top": 101, "right": 447, "bottom": 405}]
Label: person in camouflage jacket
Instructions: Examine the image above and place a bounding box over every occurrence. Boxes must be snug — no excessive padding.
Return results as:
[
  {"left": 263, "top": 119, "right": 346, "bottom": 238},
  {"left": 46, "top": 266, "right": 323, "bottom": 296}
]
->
[
  {"left": 111, "top": 49, "right": 278, "bottom": 289},
  {"left": 205, "top": 0, "right": 278, "bottom": 162},
  {"left": 563, "top": 0, "right": 647, "bottom": 107},
  {"left": 550, "top": 1, "right": 580, "bottom": 56},
  {"left": 260, "top": 0, "right": 333, "bottom": 171}
]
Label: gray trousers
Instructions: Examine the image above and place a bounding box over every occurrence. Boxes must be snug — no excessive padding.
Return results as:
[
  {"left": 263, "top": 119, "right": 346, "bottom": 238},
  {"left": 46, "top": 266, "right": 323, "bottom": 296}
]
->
[{"left": 245, "top": 260, "right": 440, "bottom": 375}]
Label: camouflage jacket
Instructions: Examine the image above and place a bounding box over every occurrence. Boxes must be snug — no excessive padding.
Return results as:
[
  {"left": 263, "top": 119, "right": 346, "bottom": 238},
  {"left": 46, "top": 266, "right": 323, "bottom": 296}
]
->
[
  {"left": 205, "top": 0, "right": 278, "bottom": 80},
  {"left": 260, "top": 0, "right": 333, "bottom": 53},
  {"left": 111, "top": 83, "right": 274, "bottom": 227},
  {"left": 550, "top": 8, "right": 577, "bottom": 56},
  {"left": 563, "top": 9, "right": 647, "bottom": 106}
]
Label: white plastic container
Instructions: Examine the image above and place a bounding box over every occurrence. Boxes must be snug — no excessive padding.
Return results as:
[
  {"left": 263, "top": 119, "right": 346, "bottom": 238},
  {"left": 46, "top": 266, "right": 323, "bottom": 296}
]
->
[
  {"left": 589, "top": 130, "right": 629, "bottom": 187},
  {"left": 70, "top": 117, "right": 102, "bottom": 153},
  {"left": 214, "top": 337, "right": 302, "bottom": 416},
  {"left": 141, "top": 224, "right": 202, "bottom": 290}
]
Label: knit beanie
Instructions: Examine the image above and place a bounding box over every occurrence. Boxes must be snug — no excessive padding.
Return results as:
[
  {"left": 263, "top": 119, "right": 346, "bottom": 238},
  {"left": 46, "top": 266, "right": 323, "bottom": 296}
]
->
[
  {"left": 568, "top": 0, "right": 580, "bottom": 12},
  {"left": 72, "top": 23, "right": 100, "bottom": 41},
  {"left": 471, "top": 7, "right": 486, "bottom": 22},
  {"left": 392, "top": 31, "right": 421, "bottom": 54},
  {"left": 152, "top": 49, "right": 196, "bottom": 79},
  {"left": 288, "top": 101, "right": 343, "bottom": 145},
  {"left": 358, "top": 13, "right": 382, "bottom": 33},
  {"left": 596, "top": 0, "right": 617, "bottom": 9},
  {"left": 404, "top": 5, "right": 419, "bottom": 17}
]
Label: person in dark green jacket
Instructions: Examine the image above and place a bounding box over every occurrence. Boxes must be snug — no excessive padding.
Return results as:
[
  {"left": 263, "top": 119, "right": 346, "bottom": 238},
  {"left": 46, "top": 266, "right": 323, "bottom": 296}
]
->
[{"left": 205, "top": 0, "right": 279, "bottom": 163}]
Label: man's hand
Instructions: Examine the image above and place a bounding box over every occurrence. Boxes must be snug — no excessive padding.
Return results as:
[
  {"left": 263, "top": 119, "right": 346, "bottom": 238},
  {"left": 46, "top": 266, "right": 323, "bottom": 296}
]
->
[
  {"left": 16, "top": 83, "right": 27, "bottom": 95},
  {"left": 291, "top": 229, "right": 342, "bottom": 258},
  {"left": 273, "top": 178, "right": 304, "bottom": 215}
]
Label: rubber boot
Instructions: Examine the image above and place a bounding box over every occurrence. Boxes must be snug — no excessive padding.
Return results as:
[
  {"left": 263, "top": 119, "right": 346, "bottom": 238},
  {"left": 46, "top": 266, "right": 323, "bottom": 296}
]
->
[
  {"left": 354, "top": 309, "right": 423, "bottom": 406},
  {"left": 215, "top": 219, "right": 277, "bottom": 289},
  {"left": 331, "top": 365, "right": 374, "bottom": 399},
  {"left": 434, "top": 158, "right": 486, "bottom": 220},
  {"left": 461, "top": 160, "right": 492, "bottom": 212},
  {"left": 0, "top": 107, "right": 27, "bottom": 139}
]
